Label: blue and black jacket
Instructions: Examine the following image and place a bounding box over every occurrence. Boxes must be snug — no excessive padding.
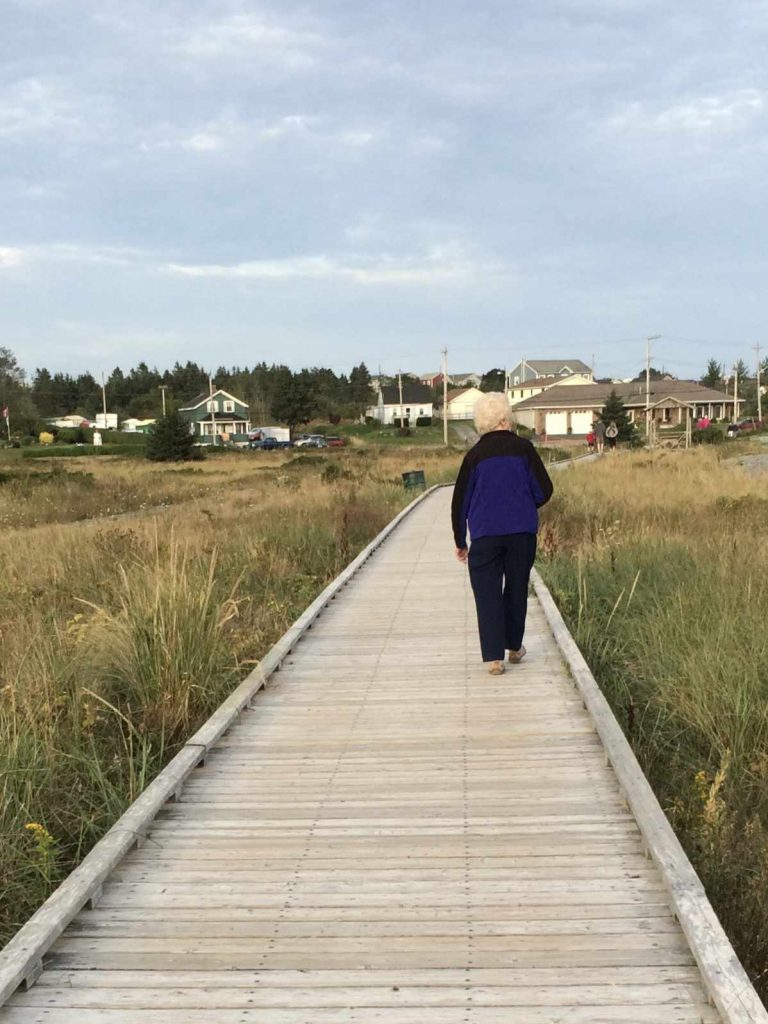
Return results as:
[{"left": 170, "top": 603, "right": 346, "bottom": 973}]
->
[{"left": 451, "top": 430, "right": 554, "bottom": 549}]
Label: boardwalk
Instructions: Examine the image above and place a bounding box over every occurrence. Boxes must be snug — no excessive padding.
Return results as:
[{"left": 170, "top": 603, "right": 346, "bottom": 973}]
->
[{"left": 0, "top": 487, "right": 739, "bottom": 1021}]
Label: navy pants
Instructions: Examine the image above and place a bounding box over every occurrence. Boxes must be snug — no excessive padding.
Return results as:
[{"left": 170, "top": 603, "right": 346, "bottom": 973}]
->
[{"left": 468, "top": 533, "right": 537, "bottom": 662}]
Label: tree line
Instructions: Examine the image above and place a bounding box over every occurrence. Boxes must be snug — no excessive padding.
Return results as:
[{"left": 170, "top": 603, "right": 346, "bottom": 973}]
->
[{"left": 0, "top": 348, "right": 375, "bottom": 435}]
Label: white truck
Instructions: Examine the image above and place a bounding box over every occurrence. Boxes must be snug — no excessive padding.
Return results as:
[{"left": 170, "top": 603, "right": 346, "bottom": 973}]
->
[{"left": 248, "top": 426, "right": 290, "bottom": 443}]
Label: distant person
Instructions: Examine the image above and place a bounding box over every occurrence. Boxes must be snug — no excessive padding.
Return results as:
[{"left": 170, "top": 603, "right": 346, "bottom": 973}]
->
[
  {"left": 594, "top": 418, "right": 606, "bottom": 454},
  {"left": 451, "top": 393, "right": 554, "bottom": 676},
  {"left": 605, "top": 420, "right": 619, "bottom": 450},
  {"left": 586, "top": 430, "right": 595, "bottom": 453}
]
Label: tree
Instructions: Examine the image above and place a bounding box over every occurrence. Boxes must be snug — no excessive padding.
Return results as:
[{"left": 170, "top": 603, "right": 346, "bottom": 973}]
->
[
  {"left": 700, "top": 359, "right": 724, "bottom": 390},
  {"left": 349, "top": 362, "right": 374, "bottom": 417},
  {"left": 146, "top": 409, "right": 201, "bottom": 461},
  {"left": 600, "top": 390, "right": 637, "bottom": 444},
  {"left": 480, "top": 368, "right": 506, "bottom": 392},
  {"left": 633, "top": 366, "right": 668, "bottom": 382},
  {"left": 270, "top": 370, "right": 316, "bottom": 436}
]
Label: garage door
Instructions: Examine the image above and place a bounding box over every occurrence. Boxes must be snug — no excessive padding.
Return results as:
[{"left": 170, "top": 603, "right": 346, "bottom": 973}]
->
[
  {"left": 545, "top": 412, "right": 568, "bottom": 436},
  {"left": 570, "top": 411, "right": 594, "bottom": 435}
]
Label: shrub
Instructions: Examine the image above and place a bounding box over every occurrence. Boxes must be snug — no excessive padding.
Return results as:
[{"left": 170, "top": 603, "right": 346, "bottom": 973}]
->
[
  {"left": 416, "top": 416, "right": 432, "bottom": 427},
  {"left": 146, "top": 411, "right": 202, "bottom": 462},
  {"left": 38, "top": 432, "right": 54, "bottom": 446},
  {"left": 693, "top": 424, "right": 724, "bottom": 445},
  {"left": 397, "top": 427, "right": 412, "bottom": 437}
]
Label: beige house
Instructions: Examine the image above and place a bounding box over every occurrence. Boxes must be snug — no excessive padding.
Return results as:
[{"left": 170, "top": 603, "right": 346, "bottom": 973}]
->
[
  {"left": 507, "top": 372, "right": 594, "bottom": 408},
  {"left": 512, "top": 380, "right": 740, "bottom": 437},
  {"left": 439, "top": 386, "right": 485, "bottom": 420}
]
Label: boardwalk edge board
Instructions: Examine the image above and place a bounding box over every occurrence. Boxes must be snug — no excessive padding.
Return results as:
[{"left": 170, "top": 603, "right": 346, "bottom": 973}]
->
[
  {"left": 531, "top": 567, "right": 768, "bottom": 1024},
  {"left": 0, "top": 483, "right": 444, "bottom": 1007}
]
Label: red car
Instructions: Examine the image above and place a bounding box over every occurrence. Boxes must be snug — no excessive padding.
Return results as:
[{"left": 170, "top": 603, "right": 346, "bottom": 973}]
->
[
  {"left": 326, "top": 436, "right": 346, "bottom": 447},
  {"left": 737, "top": 419, "right": 763, "bottom": 432}
]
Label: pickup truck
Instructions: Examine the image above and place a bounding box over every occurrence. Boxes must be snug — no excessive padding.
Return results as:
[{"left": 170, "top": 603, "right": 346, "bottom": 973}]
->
[{"left": 249, "top": 437, "right": 293, "bottom": 450}]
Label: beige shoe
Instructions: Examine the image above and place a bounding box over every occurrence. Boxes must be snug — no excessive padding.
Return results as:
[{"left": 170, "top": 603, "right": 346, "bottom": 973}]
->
[
  {"left": 487, "top": 660, "right": 505, "bottom": 675},
  {"left": 507, "top": 645, "right": 526, "bottom": 664}
]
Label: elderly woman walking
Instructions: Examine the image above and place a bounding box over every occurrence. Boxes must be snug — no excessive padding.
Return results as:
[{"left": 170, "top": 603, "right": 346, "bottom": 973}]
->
[{"left": 451, "top": 393, "right": 554, "bottom": 675}]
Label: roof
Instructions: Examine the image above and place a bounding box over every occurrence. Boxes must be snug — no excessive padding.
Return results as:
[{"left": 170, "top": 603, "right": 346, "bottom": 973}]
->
[
  {"left": 179, "top": 389, "right": 248, "bottom": 411},
  {"left": 192, "top": 413, "right": 251, "bottom": 423},
  {"left": 523, "top": 359, "right": 592, "bottom": 374},
  {"left": 512, "top": 379, "right": 735, "bottom": 411},
  {"left": 513, "top": 376, "right": 582, "bottom": 390},
  {"left": 445, "top": 387, "right": 472, "bottom": 402},
  {"left": 379, "top": 383, "right": 433, "bottom": 405}
]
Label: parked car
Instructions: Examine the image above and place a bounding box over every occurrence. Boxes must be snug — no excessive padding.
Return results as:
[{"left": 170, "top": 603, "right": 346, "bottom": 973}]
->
[
  {"left": 737, "top": 419, "right": 763, "bottom": 432},
  {"left": 294, "top": 434, "right": 327, "bottom": 449},
  {"left": 249, "top": 437, "right": 292, "bottom": 450},
  {"left": 326, "top": 436, "right": 345, "bottom": 447}
]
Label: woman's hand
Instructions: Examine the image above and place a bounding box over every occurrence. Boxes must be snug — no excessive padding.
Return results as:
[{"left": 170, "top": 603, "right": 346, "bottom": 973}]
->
[{"left": 455, "top": 546, "right": 468, "bottom": 564}]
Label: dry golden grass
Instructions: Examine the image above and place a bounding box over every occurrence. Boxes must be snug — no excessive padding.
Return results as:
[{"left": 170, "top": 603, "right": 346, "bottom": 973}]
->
[
  {"left": 539, "top": 447, "right": 768, "bottom": 998},
  {"left": 0, "top": 448, "right": 463, "bottom": 944}
]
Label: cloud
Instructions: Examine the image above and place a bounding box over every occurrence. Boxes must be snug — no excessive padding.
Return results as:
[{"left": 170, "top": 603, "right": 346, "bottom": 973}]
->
[
  {"left": 0, "top": 243, "right": 147, "bottom": 269},
  {"left": 176, "top": 13, "right": 327, "bottom": 69},
  {"left": 610, "top": 89, "right": 765, "bottom": 134},
  {"left": 0, "top": 78, "right": 80, "bottom": 139},
  {"left": 0, "top": 247, "right": 24, "bottom": 269},
  {"left": 139, "top": 113, "right": 379, "bottom": 154},
  {"left": 164, "top": 244, "right": 500, "bottom": 286}
]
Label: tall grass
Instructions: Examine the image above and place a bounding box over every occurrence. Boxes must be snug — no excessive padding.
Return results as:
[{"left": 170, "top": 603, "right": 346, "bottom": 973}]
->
[
  {"left": 0, "top": 449, "right": 462, "bottom": 944},
  {"left": 538, "top": 448, "right": 768, "bottom": 997}
]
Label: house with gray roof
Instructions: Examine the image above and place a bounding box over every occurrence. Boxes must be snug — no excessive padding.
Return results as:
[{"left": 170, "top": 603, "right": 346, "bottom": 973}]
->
[
  {"left": 512, "top": 379, "right": 740, "bottom": 437},
  {"left": 366, "top": 382, "right": 433, "bottom": 426},
  {"left": 507, "top": 359, "right": 593, "bottom": 386}
]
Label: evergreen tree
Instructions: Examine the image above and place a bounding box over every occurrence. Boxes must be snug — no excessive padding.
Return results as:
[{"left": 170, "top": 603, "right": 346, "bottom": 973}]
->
[
  {"left": 700, "top": 359, "right": 724, "bottom": 390},
  {"left": 270, "top": 370, "right": 316, "bottom": 435},
  {"left": 146, "top": 409, "right": 201, "bottom": 461},
  {"left": 480, "top": 368, "right": 506, "bottom": 392},
  {"left": 601, "top": 390, "right": 636, "bottom": 443},
  {"left": 349, "top": 362, "right": 374, "bottom": 416}
]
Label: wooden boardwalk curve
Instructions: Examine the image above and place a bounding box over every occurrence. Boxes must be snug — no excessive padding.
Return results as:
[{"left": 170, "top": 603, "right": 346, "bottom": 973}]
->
[{"left": 0, "top": 486, "right": 762, "bottom": 1022}]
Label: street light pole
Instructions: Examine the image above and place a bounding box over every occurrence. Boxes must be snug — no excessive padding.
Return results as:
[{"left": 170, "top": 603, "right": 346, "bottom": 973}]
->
[
  {"left": 754, "top": 344, "right": 763, "bottom": 424},
  {"left": 442, "top": 348, "right": 448, "bottom": 446},
  {"left": 159, "top": 385, "right": 168, "bottom": 417},
  {"left": 645, "top": 335, "right": 661, "bottom": 445}
]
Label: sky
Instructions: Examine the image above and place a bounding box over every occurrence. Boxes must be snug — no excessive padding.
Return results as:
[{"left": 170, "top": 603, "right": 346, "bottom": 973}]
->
[{"left": 2, "top": 0, "right": 768, "bottom": 383}]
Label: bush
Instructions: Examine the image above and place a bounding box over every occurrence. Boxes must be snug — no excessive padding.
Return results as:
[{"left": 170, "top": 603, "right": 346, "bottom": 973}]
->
[
  {"left": 693, "top": 424, "right": 724, "bottom": 445},
  {"left": 56, "top": 427, "right": 89, "bottom": 445},
  {"left": 397, "top": 427, "right": 412, "bottom": 437},
  {"left": 146, "top": 411, "right": 202, "bottom": 462},
  {"left": 415, "top": 416, "right": 432, "bottom": 427}
]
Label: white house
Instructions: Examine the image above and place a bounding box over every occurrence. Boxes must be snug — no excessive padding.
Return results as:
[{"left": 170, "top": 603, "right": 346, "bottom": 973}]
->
[
  {"left": 366, "top": 382, "right": 434, "bottom": 426},
  {"left": 121, "top": 418, "right": 156, "bottom": 433},
  {"left": 47, "top": 414, "right": 91, "bottom": 430},
  {"left": 440, "top": 387, "right": 484, "bottom": 420}
]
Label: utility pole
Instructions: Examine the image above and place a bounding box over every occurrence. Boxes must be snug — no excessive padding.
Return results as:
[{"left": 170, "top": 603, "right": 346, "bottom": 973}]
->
[
  {"left": 159, "top": 385, "right": 168, "bottom": 417},
  {"left": 733, "top": 363, "right": 739, "bottom": 423},
  {"left": 754, "top": 344, "right": 763, "bottom": 424},
  {"left": 591, "top": 353, "right": 596, "bottom": 381},
  {"left": 398, "top": 370, "right": 403, "bottom": 427},
  {"left": 101, "top": 372, "right": 107, "bottom": 425},
  {"left": 441, "top": 347, "right": 449, "bottom": 446},
  {"left": 209, "top": 375, "right": 217, "bottom": 446},
  {"left": 646, "top": 335, "right": 661, "bottom": 445}
]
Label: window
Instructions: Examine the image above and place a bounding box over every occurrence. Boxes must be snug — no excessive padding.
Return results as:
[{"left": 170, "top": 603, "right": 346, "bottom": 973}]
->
[
  {"left": 206, "top": 400, "right": 214, "bottom": 412},
  {"left": 419, "top": 408, "right": 424, "bottom": 415},
  {"left": 223, "top": 400, "right": 234, "bottom": 413}
]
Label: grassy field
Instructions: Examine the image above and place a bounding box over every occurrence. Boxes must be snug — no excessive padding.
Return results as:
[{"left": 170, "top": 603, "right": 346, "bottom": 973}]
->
[
  {"left": 0, "top": 447, "right": 464, "bottom": 944},
  {"left": 538, "top": 447, "right": 768, "bottom": 998}
]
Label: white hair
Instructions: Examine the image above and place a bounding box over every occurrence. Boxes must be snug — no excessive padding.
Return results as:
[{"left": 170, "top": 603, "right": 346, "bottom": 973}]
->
[{"left": 474, "top": 392, "right": 514, "bottom": 435}]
